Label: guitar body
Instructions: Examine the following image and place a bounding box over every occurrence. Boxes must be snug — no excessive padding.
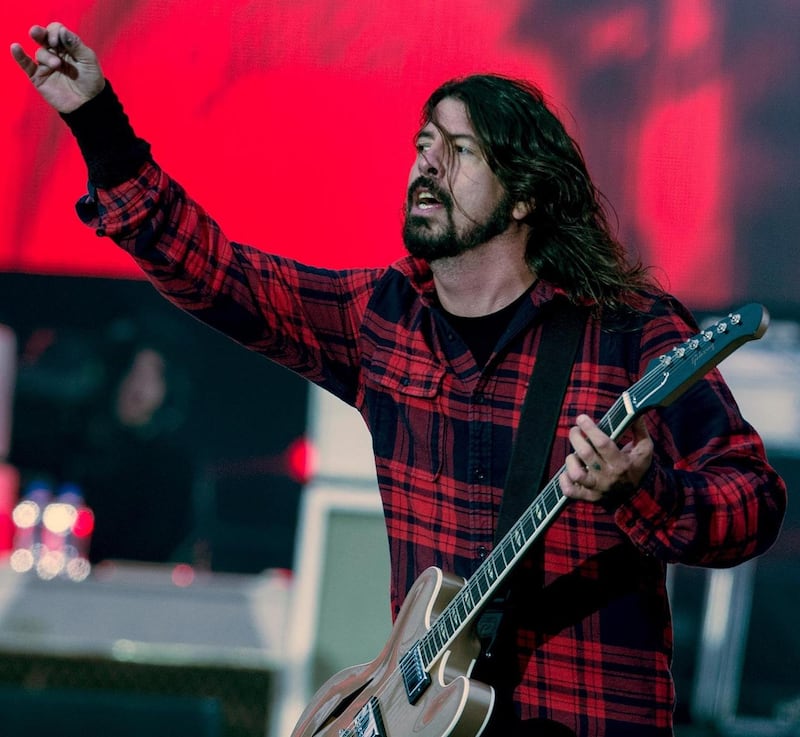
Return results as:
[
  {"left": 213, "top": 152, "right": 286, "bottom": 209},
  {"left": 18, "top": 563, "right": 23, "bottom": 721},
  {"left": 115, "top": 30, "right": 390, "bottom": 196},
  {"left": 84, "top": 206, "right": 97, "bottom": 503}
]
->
[{"left": 290, "top": 566, "right": 495, "bottom": 737}]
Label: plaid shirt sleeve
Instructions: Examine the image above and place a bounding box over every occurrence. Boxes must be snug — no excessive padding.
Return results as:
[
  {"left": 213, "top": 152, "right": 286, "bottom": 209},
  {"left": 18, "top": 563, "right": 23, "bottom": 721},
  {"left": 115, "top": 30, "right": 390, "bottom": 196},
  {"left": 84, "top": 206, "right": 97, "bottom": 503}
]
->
[
  {"left": 76, "top": 161, "right": 381, "bottom": 404},
  {"left": 615, "top": 301, "right": 787, "bottom": 567}
]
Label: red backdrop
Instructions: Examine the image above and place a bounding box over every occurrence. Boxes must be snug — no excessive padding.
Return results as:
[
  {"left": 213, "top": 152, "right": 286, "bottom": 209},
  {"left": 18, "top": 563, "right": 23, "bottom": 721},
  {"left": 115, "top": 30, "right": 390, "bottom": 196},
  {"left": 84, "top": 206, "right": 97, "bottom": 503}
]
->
[{"left": 3, "top": 1, "right": 799, "bottom": 309}]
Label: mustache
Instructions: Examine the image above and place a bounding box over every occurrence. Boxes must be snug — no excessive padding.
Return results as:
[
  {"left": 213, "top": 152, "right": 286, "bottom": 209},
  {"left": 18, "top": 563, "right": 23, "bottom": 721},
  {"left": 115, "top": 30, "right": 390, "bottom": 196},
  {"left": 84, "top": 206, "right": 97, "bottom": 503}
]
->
[{"left": 407, "top": 176, "right": 453, "bottom": 210}]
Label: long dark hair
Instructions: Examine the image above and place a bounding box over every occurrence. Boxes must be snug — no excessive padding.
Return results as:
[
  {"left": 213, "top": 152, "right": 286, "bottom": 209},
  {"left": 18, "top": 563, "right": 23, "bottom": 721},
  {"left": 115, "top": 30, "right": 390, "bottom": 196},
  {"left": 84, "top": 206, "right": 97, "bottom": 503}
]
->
[{"left": 423, "top": 74, "right": 657, "bottom": 310}]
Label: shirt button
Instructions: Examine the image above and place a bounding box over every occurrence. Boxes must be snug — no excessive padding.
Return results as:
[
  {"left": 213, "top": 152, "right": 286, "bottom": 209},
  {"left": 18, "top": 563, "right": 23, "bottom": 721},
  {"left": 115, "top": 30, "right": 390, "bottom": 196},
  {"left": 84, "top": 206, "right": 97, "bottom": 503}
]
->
[
  {"left": 475, "top": 393, "right": 485, "bottom": 404},
  {"left": 400, "top": 376, "right": 410, "bottom": 386},
  {"left": 473, "top": 467, "right": 487, "bottom": 482},
  {"left": 476, "top": 545, "right": 489, "bottom": 560}
]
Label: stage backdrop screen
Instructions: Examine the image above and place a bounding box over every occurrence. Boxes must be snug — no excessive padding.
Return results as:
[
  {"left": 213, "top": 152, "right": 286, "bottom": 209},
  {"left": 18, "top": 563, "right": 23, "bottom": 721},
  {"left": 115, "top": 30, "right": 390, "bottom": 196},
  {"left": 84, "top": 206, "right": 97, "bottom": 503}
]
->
[{"left": 3, "top": 0, "right": 799, "bottom": 311}]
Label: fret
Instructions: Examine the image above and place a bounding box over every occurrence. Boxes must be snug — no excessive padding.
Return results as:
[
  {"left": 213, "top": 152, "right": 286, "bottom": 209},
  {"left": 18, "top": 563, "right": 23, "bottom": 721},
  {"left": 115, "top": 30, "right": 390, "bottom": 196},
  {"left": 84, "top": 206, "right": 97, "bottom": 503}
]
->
[
  {"left": 511, "top": 525, "right": 524, "bottom": 552},
  {"left": 520, "top": 514, "right": 535, "bottom": 539},
  {"left": 500, "top": 539, "right": 514, "bottom": 567},
  {"left": 602, "top": 398, "right": 630, "bottom": 439},
  {"left": 543, "top": 486, "right": 554, "bottom": 511},
  {"left": 421, "top": 636, "right": 434, "bottom": 663},
  {"left": 471, "top": 577, "right": 484, "bottom": 603},
  {"left": 442, "top": 609, "right": 452, "bottom": 634},
  {"left": 419, "top": 640, "right": 430, "bottom": 666},
  {"left": 469, "top": 580, "right": 484, "bottom": 614}
]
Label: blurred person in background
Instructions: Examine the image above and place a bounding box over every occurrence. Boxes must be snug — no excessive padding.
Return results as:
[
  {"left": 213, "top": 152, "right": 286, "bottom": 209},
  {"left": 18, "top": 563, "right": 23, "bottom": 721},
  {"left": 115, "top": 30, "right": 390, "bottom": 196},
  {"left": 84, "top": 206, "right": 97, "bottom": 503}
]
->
[
  {"left": 9, "top": 318, "right": 194, "bottom": 565},
  {"left": 67, "top": 330, "right": 194, "bottom": 564}
]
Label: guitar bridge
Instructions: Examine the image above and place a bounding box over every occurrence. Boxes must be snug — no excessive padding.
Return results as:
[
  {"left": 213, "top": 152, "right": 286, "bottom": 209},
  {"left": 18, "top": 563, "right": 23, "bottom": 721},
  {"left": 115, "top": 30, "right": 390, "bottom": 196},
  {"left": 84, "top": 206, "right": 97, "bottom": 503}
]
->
[
  {"left": 400, "top": 645, "right": 431, "bottom": 704},
  {"left": 339, "top": 696, "right": 386, "bottom": 737}
]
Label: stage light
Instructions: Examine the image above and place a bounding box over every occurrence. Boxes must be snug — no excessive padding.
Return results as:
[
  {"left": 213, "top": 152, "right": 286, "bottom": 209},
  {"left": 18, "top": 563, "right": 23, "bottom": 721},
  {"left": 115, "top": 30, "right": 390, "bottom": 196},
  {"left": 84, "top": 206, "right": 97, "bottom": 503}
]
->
[
  {"left": 12, "top": 499, "right": 41, "bottom": 529},
  {"left": 72, "top": 507, "right": 95, "bottom": 539},
  {"left": 42, "top": 502, "right": 78, "bottom": 535},
  {"left": 171, "top": 563, "right": 195, "bottom": 588},
  {"left": 286, "top": 436, "right": 318, "bottom": 485}
]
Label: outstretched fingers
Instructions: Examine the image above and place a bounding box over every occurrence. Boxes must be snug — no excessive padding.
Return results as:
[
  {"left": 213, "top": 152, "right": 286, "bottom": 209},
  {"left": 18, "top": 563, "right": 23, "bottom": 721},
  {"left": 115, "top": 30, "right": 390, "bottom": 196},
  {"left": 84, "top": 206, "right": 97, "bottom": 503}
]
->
[{"left": 9, "top": 42, "right": 36, "bottom": 77}]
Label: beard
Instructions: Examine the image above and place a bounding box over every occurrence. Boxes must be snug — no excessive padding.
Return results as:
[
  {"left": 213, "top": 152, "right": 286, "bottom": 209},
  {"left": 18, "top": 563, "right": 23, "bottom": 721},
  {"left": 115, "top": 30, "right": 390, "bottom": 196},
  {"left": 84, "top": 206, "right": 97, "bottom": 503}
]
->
[{"left": 402, "top": 177, "right": 514, "bottom": 262}]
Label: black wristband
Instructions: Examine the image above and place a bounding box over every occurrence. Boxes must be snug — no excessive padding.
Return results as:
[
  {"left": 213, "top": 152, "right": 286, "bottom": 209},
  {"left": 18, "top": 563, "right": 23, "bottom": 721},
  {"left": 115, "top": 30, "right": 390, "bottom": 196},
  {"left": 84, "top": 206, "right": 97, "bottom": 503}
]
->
[{"left": 60, "top": 80, "right": 152, "bottom": 188}]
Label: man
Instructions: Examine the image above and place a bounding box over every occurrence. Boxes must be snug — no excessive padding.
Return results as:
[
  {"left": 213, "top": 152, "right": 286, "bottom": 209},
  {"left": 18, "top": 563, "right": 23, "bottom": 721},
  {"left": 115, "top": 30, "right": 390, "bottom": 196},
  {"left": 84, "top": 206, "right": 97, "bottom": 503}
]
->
[{"left": 11, "top": 23, "right": 786, "bottom": 737}]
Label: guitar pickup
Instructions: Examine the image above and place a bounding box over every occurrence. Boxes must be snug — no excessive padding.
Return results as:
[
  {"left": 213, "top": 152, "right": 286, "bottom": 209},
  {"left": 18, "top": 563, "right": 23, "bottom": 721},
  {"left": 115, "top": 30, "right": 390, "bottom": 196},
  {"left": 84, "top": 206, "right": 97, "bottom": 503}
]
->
[{"left": 400, "top": 646, "right": 431, "bottom": 704}]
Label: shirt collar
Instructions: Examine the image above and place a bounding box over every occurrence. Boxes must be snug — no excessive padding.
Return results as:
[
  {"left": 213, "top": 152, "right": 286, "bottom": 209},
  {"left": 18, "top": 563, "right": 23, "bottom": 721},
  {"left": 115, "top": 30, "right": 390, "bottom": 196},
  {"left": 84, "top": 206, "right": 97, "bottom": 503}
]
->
[{"left": 389, "top": 255, "right": 570, "bottom": 311}]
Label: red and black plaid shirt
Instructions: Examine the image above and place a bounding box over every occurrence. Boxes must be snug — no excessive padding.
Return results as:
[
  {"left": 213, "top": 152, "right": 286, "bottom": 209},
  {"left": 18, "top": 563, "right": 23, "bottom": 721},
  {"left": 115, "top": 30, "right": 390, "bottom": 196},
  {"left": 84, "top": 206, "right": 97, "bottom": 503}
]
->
[{"left": 77, "top": 162, "right": 785, "bottom": 736}]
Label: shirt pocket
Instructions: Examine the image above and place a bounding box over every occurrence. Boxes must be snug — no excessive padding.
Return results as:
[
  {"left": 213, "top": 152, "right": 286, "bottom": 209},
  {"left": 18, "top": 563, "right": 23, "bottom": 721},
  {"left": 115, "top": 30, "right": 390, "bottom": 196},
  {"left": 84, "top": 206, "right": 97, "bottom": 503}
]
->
[{"left": 364, "top": 350, "right": 446, "bottom": 482}]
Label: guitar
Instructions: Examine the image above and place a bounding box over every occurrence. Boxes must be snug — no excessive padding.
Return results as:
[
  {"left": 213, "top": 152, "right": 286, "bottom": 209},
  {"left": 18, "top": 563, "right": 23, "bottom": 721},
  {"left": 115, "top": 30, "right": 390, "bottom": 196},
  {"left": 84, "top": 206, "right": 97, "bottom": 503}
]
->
[{"left": 290, "top": 303, "right": 770, "bottom": 737}]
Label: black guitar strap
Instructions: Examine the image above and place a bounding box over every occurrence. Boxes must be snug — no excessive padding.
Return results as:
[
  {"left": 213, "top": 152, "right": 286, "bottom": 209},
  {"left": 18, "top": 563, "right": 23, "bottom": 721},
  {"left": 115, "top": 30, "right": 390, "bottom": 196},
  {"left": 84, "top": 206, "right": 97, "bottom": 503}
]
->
[
  {"left": 476, "top": 300, "right": 587, "bottom": 659},
  {"left": 496, "top": 301, "right": 587, "bottom": 541}
]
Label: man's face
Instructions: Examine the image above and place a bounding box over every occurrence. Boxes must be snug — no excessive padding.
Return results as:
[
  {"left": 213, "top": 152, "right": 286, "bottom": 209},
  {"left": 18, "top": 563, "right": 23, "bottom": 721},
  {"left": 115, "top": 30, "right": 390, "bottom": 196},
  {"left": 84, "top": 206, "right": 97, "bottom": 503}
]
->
[{"left": 403, "top": 97, "right": 513, "bottom": 261}]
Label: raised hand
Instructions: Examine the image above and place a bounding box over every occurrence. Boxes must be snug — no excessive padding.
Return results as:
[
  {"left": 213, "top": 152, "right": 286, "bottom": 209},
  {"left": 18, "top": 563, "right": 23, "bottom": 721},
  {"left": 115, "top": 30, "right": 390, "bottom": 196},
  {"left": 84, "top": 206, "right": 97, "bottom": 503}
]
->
[{"left": 10, "top": 23, "right": 105, "bottom": 113}]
